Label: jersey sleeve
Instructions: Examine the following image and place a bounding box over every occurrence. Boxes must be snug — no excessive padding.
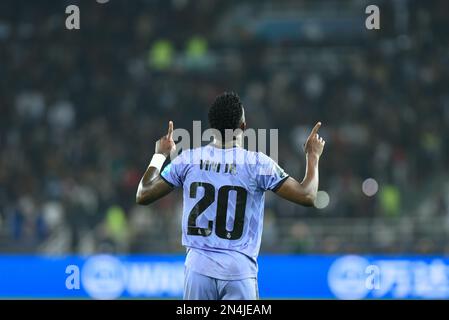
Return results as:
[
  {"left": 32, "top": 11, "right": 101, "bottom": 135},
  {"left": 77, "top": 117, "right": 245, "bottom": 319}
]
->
[
  {"left": 160, "top": 152, "right": 188, "bottom": 188},
  {"left": 255, "top": 153, "right": 289, "bottom": 192}
]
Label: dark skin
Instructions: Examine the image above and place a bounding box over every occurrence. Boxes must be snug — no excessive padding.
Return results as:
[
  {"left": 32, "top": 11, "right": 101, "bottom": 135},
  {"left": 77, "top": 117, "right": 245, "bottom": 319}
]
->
[
  {"left": 136, "top": 121, "right": 176, "bottom": 205},
  {"left": 136, "top": 120, "right": 325, "bottom": 207}
]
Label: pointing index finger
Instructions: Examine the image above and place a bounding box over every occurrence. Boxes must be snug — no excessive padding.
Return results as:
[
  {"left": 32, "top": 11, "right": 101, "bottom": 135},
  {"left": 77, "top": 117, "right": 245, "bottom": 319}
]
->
[
  {"left": 311, "top": 122, "right": 322, "bottom": 135},
  {"left": 167, "top": 121, "right": 174, "bottom": 139}
]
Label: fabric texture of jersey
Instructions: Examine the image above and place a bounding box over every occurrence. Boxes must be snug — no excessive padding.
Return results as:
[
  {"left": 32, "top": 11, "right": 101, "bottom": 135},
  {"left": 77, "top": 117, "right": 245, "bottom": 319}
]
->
[{"left": 160, "top": 145, "right": 288, "bottom": 280}]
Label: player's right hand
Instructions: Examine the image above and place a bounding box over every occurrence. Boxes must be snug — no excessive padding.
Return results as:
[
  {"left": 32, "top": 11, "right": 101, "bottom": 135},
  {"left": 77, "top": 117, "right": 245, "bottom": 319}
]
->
[
  {"left": 155, "top": 121, "right": 176, "bottom": 158},
  {"left": 304, "top": 122, "right": 325, "bottom": 157}
]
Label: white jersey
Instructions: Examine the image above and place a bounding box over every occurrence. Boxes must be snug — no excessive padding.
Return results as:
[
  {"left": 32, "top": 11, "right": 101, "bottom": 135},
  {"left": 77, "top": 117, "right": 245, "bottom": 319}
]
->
[{"left": 161, "top": 145, "right": 288, "bottom": 280}]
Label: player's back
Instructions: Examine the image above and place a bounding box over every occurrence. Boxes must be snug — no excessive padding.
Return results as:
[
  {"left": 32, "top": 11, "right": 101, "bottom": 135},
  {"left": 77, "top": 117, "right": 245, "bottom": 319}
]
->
[{"left": 161, "top": 144, "right": 288, "bottom": 280}]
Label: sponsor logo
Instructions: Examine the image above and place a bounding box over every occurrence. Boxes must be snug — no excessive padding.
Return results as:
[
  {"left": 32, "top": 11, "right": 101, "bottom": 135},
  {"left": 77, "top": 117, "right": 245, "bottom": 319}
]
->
[{"left": 81, "top": 255, "right": 126, "bottom": 300}]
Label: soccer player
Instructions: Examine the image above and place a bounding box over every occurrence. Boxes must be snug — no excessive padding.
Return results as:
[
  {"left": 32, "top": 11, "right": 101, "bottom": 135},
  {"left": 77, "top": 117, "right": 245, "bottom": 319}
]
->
[{"left": 136, "top": 92, "right": 325, "bottom": 300}]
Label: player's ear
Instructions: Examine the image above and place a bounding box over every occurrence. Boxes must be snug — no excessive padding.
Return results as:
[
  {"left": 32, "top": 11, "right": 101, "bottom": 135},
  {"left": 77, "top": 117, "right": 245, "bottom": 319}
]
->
[{"left": 240, "top": 121, "right": 246, "bottom": 131}]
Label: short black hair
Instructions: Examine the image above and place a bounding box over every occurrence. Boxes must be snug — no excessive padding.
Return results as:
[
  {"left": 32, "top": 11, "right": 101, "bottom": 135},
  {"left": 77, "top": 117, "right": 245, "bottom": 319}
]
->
[{"left": 208, "top": 92, "right": 244, "bottom": 138}]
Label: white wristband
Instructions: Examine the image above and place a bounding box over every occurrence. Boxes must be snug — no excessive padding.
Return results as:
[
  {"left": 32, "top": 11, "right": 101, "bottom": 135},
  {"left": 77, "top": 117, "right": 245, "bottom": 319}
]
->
[{"left": 149, "top": 154, "right": 167, "bottom": 171}]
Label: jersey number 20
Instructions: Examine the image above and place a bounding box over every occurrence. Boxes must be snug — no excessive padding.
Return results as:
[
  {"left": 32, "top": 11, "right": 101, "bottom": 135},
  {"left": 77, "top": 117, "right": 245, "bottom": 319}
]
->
[{"left": 187, "top": 182, "right": 247, "bottom": 240}]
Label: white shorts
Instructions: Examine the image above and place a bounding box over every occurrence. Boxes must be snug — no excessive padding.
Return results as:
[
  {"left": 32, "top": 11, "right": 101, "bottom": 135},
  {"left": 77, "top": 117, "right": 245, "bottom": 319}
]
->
[{"left": 183, "top": 267, "right": 259, "bottom": 300}]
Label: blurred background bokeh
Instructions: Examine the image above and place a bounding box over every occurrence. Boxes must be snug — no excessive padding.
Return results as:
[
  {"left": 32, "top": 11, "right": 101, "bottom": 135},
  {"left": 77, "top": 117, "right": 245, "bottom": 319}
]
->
[{"left": 1, "top": 0, "right": 449, "bottom": 257}]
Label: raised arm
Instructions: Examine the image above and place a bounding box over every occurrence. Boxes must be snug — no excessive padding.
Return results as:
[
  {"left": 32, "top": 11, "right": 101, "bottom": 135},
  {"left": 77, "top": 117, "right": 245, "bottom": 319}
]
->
[
  {"left": 274, "top": 122, "right": 325, "bottom": 207},
  {"left": 136, "top": 121, "right": 176, "bottom": 205}
]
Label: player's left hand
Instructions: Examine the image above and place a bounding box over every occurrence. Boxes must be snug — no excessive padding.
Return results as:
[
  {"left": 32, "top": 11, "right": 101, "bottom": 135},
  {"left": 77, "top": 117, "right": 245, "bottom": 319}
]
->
[
  {"left": 155, "top": 121, "right": 176, "bottom": 158},
  {"left": 304, "top": 122, "right": 325, "bottom": 157}
]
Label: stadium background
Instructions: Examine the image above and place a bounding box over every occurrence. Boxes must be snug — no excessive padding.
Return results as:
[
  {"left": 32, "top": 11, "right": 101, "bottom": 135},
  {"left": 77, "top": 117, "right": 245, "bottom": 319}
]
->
[{"left": 1, "top": 0, "right": 449, "bottom": 299}]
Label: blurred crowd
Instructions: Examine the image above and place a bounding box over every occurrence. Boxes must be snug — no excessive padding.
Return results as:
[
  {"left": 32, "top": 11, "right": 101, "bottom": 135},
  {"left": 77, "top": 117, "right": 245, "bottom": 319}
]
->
[{"left": 1, "top": 0, "right": 449, "bottom": 254}]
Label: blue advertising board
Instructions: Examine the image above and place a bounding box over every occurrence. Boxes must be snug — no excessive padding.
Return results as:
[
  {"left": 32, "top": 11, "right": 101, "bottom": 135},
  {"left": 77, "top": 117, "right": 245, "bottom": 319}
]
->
[{"left": 0, "top": 255, "right": 448, "bottom": 299}]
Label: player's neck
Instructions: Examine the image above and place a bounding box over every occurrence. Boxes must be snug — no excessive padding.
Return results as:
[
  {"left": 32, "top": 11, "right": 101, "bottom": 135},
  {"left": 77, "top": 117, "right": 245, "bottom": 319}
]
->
[{"left": 212, "top": 135, "right": 243, "bottom": 149}]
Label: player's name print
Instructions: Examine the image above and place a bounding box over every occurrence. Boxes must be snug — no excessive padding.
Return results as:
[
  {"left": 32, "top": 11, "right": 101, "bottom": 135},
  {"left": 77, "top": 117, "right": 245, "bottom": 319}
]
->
[{"left": 200, "top": 160, "right": 237, "bottom": 175}]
